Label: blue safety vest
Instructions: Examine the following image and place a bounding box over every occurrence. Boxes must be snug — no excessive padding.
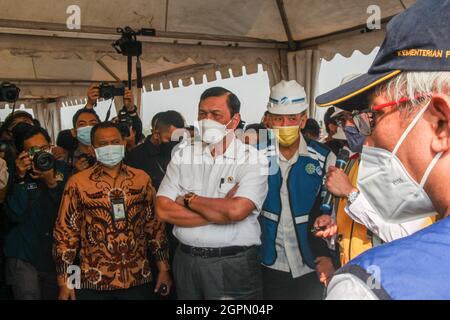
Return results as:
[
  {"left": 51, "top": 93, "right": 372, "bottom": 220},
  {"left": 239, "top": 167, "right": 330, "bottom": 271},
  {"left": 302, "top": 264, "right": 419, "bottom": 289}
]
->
[
  {"left": 259, "top": 138, "right": 332, "bottom": 268},
  {"left": 337, "top": 216, "right": 450, "bottom": 300}
]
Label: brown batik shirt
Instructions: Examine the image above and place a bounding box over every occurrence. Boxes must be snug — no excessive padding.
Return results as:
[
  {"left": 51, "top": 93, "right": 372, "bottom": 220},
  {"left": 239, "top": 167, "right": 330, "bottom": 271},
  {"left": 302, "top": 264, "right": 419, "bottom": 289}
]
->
[{"left": 53, "top": 163, "right": 169, "bottom": 290}]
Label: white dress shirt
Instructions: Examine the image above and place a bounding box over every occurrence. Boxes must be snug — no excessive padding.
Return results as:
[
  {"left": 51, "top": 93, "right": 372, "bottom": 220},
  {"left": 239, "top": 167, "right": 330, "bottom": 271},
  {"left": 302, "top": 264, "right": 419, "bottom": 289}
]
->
[{"left": 157, "top": 136, "right": 269, "bottom": 248}]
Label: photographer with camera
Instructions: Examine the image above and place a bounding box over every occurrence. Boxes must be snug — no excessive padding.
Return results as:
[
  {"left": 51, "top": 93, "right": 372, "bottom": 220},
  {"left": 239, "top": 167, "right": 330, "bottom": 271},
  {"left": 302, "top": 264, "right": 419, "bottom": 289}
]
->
[
  {"left": 88, "top": 83, "right": 144, "bottom": 149},
  {"left": 2, "top": 124, "right": 69, "bottom": 299},
  {"left": 63, "top": 108, "right": 101, "bottom": 173},
  {"left": 56, "top": 84, "right": 143, "bottom": 155}
]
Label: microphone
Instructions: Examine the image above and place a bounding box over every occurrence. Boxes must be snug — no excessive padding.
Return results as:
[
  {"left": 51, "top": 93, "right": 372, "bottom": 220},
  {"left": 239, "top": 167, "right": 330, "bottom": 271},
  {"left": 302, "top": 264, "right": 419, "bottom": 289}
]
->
[{"left": 320, "top": 148, "right": 350, "bottom": 214}]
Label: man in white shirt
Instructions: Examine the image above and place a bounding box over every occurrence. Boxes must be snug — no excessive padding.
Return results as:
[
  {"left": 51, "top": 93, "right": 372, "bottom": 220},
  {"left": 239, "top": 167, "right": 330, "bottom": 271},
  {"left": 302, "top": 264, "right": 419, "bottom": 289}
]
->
[{"left": 156, "top": 87, "right": 268, "bottom": 300}]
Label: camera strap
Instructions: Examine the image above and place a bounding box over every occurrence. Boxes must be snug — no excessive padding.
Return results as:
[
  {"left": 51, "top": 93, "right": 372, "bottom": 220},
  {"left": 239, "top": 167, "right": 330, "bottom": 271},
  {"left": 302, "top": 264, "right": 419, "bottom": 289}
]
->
[{"left": 104, "top": 98, "right": 114, "bottom": 122}]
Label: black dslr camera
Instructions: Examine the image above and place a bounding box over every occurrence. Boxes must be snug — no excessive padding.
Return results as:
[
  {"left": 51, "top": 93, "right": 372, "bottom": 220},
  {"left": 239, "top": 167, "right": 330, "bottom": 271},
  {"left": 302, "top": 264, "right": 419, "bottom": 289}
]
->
[
  {"left": 117, "top": 109, "right": 133, "bottom": 138},
  {"left": 28, "top": 147, "right": 55, "bottom": 172},
  {"left": 98, "top": 83, "right": 125, "bottom": 100},
  {"left": 0, "top": 82, "right": 20, "bottom": 102}
]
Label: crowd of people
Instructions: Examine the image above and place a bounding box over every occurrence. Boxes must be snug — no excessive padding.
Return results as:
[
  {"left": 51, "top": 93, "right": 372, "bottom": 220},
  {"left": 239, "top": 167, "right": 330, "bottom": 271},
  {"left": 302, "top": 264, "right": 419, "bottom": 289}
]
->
[{"left": 0, "top": 0, "right": 448, "bottom": 301}]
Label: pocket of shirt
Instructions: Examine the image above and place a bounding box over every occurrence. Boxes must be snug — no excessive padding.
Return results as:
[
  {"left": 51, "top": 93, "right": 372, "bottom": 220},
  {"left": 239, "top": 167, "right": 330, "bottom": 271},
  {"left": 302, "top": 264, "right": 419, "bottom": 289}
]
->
[{"left": 218, "top": 182, "right": 235, "bottom": 196}]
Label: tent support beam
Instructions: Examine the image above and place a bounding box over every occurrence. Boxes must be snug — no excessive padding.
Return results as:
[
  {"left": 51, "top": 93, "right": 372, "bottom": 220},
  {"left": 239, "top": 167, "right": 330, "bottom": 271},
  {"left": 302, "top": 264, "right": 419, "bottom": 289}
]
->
[
  {"left": 275, "top": 0, "right": 296, "bottom": 51},
  {"left": 96, "top": 60, "right": 121, "bottom": 82},
  {"left": 0, "top": 19, "right": 288, "bottom": 50}
]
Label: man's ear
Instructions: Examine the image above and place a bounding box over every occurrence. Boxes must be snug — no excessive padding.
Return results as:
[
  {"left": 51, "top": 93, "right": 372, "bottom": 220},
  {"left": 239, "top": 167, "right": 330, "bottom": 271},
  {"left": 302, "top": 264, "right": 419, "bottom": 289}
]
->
[
  {"left": 429, "top": 93, "right": 450, "bottom": 154},
  {"left": 230, "top": 113, "right": 241, "bottom": 129},
  {"left": 299, "top": 113, "right": 308, "bottom": 130},
  {"left": 71, "top": 128, "right": 76, "bottom": 137}
]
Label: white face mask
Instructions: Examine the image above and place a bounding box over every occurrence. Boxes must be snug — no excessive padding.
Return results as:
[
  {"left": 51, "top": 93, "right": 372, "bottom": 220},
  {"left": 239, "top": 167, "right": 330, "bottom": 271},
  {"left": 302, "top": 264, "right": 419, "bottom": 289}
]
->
[
  {"left": 94, "top": 145, "right": 125, "bottom": 168},
  {"left": 199, "top": 118, "right": 232, "bottom": 145},
  {"left": 357, "top": 101, "right": 442, "bottom": 223}
]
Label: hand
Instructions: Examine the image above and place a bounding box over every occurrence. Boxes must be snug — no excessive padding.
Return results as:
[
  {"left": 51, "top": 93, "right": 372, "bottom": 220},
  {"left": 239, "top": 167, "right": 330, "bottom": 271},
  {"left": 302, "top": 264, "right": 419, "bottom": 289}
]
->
[
  {"left": 225, "top": 183, "right": 239, "bottom": 198},
  {"left": 313, "top": 215, "right": 337, "bottom": 238},
  {"left": 86, "top": 84, "right": 100, "bottom": 109},
  {"left": 154, "top": 270, "right": 172, "bottom": 296},
  {"left": 315, "top": 256, "right": 335, "bottom": 287},
  {"left": 30, "top": 167, "right": 57, "bottom": 188},
  {"left": 74, "top": 157, "right": 91, "bottom": 172},
  {"left": 123, "top": 89, "right": 135, "bottom": 112},
  {"left": 15, "top": 151, "right": 32, "bottom": 178},
  {"left": 325, "top": 166, "right": 355, "bottom": 198},
  {"left": 58, "top": 285, "right": 76, "bottom": 300}
]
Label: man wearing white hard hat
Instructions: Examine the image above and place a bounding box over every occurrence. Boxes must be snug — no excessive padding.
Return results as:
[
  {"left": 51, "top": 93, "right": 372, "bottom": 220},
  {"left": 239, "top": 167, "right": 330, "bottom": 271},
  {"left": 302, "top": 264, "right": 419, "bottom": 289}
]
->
[{"left": 259, "top": 80, "right": 337, "bottom": 299}]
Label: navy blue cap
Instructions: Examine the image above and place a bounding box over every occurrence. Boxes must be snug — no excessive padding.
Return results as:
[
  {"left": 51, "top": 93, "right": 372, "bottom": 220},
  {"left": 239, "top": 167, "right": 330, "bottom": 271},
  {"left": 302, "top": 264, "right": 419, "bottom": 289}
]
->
[{"left": 316, "top": 0, "right": 450, "bottom": 111}]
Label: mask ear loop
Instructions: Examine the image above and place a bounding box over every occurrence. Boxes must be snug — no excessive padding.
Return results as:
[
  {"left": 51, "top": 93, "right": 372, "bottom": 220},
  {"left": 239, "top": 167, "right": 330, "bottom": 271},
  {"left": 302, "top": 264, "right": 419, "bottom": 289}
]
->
[
  {"left": 419, "top": 151, "right": 443, "bottom": 188},
  {"left": 391, "top": 100, "right": 432, "bottom": 157}
]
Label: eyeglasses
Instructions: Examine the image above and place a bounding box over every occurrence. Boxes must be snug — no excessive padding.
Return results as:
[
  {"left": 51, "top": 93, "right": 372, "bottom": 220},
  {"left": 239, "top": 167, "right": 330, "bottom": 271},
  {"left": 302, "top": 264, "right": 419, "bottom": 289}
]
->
[{"left": 351, "top": 94, "right": 431, "bottom": 136}]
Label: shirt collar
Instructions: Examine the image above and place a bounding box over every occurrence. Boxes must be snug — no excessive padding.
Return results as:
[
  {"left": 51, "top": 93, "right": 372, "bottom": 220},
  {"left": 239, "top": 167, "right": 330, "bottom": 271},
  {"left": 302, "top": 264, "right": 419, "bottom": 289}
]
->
[{"left": 92, "top": 162, "right": 129, "bottom": 179}]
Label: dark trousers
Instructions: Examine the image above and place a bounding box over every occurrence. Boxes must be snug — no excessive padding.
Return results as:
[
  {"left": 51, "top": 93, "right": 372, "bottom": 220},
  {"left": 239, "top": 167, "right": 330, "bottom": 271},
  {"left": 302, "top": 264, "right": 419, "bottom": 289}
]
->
[
  {"left": 262, "top": 267, "right": 325, "bottom": 300},
  {"left": 173, "top": 246, "right": 263, "bottom": 300},
  {"left": 5, "top": 258, "right": 58, "bottom": 300},
  {"left": 76, "top": 283, "right": 155, "bottom": 300}
]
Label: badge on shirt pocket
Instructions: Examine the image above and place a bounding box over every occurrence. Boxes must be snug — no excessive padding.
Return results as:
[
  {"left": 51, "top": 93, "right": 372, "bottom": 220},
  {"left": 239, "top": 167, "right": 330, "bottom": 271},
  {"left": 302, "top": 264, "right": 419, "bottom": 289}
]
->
[
  {"left": 109, "top": 189, "right": 127, "bottom": 222},
  {"left": 111, "top": 197, "right": 126, "bottom": 221}
]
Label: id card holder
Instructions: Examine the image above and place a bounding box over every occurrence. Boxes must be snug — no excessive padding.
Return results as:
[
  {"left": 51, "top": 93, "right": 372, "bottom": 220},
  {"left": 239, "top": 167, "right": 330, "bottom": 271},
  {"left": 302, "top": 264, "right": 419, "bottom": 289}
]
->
[{"left": 110, "top": 196, "right": 126, "bottom": 222}]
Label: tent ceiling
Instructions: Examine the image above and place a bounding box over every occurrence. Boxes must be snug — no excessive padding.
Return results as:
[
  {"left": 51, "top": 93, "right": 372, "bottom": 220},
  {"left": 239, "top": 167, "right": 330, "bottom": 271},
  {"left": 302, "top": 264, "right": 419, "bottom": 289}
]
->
[{"left": 0, "top": 0, "right": 416, "bottom": 101}]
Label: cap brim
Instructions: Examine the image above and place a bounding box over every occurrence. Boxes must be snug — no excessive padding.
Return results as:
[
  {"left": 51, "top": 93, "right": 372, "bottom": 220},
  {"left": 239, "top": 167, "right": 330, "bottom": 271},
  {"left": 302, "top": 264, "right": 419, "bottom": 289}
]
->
[
  {"left": 316, "top": 70, "right": 401, "bottom": 111},
  {"left": 330, "top": 109, "right": 346, "bottom": 119}
]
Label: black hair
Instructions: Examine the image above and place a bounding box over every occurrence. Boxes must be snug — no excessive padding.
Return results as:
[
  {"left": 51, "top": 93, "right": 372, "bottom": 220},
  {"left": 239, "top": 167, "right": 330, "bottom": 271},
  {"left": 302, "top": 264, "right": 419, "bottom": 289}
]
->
[
  {"left": 199, "top": 87, "right": 241, "bottom": 116},
  {"left": 13, "top": 123, "right": 51, "bottom": 152},
  {"left": 56, "top": 129, "right": 78, "bottom": 151},
  {"left": 151, "top": 112, "right": 165, "bottom": 128},
  {"left": 90, "top": 121, "right": 122, "bottom": 144},
  {"left": 72, "top": 108, "right": 101, "bottom": 128},
  {"left": 324, "top": 107, "right": 337, "bottom": 134},
  {"left": 1, "top": 111, "right": 33, "bottom": 133},
  {"left": 302, "top": 118, "right": 321, "bottom": 137},
  {"left": 155, "top": 110, "right": 186, "bottom": 131}
]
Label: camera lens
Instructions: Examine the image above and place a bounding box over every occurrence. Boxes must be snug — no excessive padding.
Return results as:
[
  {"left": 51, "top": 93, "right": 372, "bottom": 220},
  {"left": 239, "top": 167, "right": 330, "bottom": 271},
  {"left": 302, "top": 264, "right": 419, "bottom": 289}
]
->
[{"left": 33, "top": 151, "right": 55, "bottom": 171}]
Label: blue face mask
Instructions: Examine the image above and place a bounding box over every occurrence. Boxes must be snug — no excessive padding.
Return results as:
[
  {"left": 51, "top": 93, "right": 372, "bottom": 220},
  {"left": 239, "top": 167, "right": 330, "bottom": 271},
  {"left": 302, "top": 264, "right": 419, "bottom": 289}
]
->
[
  {"left": 94, "top": 145, "right": 125, "bottom": 167},
  {"left": 76, "top": 126, "right": 93, "bottom": 146},
  {"left": 343, "top": 126, "right": 365, "bottom": 153}
]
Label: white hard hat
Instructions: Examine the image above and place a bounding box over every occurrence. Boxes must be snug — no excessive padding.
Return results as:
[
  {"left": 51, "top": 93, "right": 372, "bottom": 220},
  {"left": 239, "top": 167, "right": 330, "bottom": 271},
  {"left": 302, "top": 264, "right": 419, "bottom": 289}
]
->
[{"left": 267, "top": 80, "right": 308, "bottom": 115}]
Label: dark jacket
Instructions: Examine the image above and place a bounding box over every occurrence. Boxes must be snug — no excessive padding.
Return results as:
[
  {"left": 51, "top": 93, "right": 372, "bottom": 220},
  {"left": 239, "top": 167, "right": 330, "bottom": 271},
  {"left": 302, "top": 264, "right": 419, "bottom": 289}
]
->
[
  {"left": 124, "top": 136, "right": 176, "bottom": 191},
  {"left": 3, "top": 161, "right": 70, "bottom": 272}
]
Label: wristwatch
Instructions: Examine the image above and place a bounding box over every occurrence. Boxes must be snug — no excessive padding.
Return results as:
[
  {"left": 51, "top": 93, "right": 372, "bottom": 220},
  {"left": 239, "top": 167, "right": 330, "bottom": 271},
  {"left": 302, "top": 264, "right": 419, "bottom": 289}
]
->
[
  {"left": 183, "top": 192, "right": 197, "bottom": 209},
  {"left": 347, "top": 189, "right": 360, "bottom": 205}
]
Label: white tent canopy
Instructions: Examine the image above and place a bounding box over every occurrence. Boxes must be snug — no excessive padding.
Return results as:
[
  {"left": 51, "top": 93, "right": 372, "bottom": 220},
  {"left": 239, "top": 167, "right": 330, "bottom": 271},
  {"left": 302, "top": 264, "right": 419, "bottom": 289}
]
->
[{"left": 0, "top": 0, "right": 416, "bottom": 138}]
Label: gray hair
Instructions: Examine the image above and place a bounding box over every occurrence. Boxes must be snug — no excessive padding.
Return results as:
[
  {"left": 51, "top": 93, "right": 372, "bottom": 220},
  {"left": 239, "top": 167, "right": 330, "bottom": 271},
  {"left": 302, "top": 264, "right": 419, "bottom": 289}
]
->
[{"left": 374, "top": 71, "right": 450, "bottom": 114}]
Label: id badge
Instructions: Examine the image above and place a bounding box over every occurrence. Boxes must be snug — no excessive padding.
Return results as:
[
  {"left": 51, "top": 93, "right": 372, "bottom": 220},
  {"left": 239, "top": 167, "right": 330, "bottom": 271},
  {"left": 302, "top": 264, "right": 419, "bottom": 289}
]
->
[{"left": 111, "top": 196, "right": 126, "bottom": 221}]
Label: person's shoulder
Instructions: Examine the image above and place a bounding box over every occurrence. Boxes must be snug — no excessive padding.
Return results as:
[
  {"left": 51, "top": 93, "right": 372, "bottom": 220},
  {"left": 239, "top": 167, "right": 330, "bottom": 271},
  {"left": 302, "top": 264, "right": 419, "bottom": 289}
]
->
[{"left": 70, "top": 165, "right": 93, "bottom": 180}]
